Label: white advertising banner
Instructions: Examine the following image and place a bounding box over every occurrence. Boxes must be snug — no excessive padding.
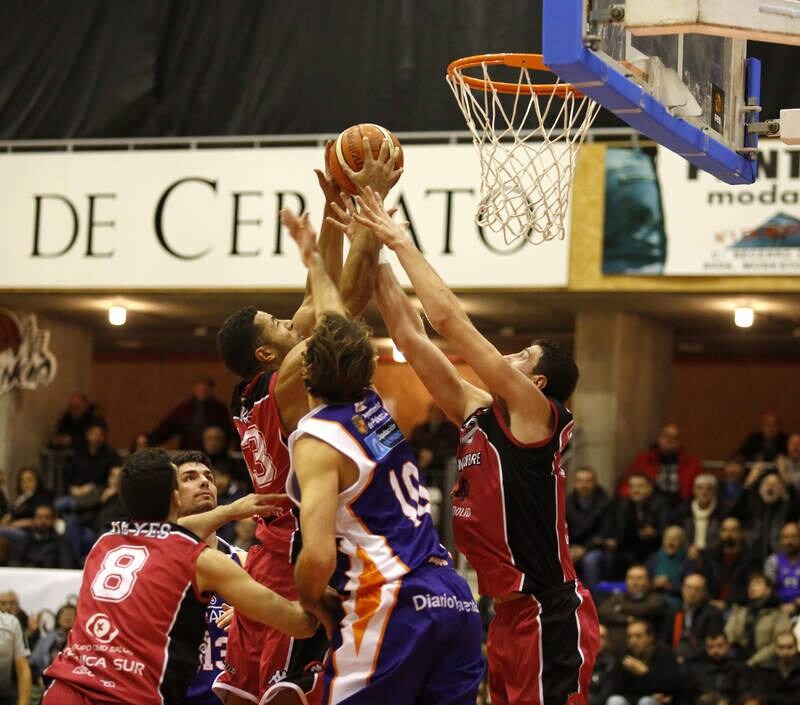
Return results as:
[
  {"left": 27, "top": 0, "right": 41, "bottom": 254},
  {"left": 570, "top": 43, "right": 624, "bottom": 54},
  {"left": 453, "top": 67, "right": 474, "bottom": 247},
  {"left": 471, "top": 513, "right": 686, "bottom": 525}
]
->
[
  {"left": 658, "top": 145, "right": 800, "bottom": 275},
  {"left": 0, "top": 145, "right": 570, "bottom": 289},
  {"left": 0, "top": 567, "right": 82, "bottom": 614}
]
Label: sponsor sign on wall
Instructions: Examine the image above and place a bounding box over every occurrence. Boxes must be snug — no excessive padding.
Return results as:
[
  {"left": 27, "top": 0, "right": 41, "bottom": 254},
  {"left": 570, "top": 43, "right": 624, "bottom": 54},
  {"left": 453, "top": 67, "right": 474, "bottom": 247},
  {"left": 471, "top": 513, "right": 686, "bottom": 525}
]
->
[
  {"left": 602, "top": 144, "right": 800, "bottom": 276},
  {"left": 0, "top": 146, "right": 570, "bottom": 289}
]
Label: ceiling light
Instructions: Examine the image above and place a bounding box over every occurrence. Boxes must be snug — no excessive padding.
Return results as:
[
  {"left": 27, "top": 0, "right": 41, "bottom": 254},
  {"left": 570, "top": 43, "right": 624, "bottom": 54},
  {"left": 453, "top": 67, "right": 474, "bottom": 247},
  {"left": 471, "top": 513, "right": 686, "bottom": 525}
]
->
[
  {"left": 734, "top": 307, "right": 754, "bottom": 328},
  {"left": 391, "top": 342, "right": 406, "bottom": 363},
  {"left": 108, "top": 305, "right": 127, "bottom": 326}
]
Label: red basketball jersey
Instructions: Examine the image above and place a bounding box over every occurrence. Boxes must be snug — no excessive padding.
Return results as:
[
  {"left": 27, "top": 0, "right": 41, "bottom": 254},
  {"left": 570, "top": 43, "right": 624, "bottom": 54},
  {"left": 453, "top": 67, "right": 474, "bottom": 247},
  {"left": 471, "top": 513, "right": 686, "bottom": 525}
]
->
[
  {"left": 231, "top": 371, "right": 295, "bottom": 543},
  {"left": 45, "top": 522, "right": 209, "bottom": 705},
  {"left": 452, "top": 399, "right": 576, "bottom": 598}
]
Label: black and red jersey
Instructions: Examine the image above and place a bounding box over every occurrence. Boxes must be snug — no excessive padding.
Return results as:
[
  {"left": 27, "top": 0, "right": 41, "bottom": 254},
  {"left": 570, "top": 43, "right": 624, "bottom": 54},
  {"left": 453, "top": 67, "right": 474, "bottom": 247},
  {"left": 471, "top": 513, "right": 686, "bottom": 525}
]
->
[
  {"left": 45, "top": 522, "right": 209, "bottom": 705},
  {"left": 452, "top": 398, "right": 576, "bottom": 598},
  {"left": 231, "top": 371, "right": 295, "bottom": 543}
]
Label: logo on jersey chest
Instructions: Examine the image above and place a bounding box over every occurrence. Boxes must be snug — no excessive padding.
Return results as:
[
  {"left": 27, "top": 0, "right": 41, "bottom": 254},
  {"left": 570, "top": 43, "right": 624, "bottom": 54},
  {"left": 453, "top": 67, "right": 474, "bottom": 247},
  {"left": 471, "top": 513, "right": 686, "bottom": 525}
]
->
[{"left": 457, "top": 452, "right": 482, "bottom": 472}]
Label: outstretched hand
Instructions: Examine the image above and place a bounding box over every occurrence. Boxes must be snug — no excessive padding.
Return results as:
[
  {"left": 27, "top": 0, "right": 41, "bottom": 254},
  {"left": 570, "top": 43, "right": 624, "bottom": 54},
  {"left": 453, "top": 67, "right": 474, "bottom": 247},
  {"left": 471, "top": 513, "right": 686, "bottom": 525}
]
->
[
  {"left": 351, "top": 186, "right": 410, "bottom": 251},
  {"left": 325, "top": 193, "right": 360, "bottom": 242},
  {"left": 281, "top": 209, "right": 319, "bottom": 268},
  {"left": 343, "top": 137, "right": 403, "bottom": 199},
  {"left": 227, "top": 493, "right": 286, "bottom": 521},
  {"left": 313, "top": 141, "right": 346, "bottom": 211}
]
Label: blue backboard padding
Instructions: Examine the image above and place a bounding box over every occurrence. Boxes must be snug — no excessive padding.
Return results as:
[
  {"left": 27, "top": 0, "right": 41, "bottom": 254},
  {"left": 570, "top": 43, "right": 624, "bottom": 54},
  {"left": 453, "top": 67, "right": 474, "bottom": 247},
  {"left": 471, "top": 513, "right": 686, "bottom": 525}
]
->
[{"left": 543, "top": 0, "right": 758, "bottom": 184}]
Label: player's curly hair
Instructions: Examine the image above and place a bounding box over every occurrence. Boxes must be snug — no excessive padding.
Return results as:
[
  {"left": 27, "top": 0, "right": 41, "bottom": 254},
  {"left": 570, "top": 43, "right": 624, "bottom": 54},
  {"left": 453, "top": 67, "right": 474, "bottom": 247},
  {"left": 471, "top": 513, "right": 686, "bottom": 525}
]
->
[
  {"left": 217, "top": 306, "right": 261, "bottom": 379},
  {"left": 303, "top": 314, "right": 374, "bottom": 404},
  {"left": 121, "top": 449, "right": 177, "bottom": 522},
  {"left": 531, "top": 338, "right": 579, "bottom": 403}
]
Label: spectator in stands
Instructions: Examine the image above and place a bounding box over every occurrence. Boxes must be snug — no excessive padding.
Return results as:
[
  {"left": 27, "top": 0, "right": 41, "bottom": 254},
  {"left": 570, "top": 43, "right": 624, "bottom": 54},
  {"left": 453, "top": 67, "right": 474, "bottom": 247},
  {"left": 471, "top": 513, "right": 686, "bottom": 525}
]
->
[
  {"left": 764, "top": 522, "right": 800, "bottom": 610},
  {"left": 646, "top": 525, "right": 689, "bottom": 607},
  {"left": 776, "top": 433, "right": 800, "bottom": 492},
  {"left": 0, "top": 469, "right": 52, "bottom": 564},
  {"left": 589, "top": 624, "right": 618, "bottom": 705},
  {"left": 700, "top": 517, "right": 762, "bottom": 608},
  {"left": 13, "top": 505, "right": 76, "bottom": 569},
  {"left": 29, "top": 603, "right": 75, "bottom": 681},
  {"left": 567, "top": 466, "right": 614, "bottom": 587},
  {"left": 148, "top": 378, "right": 231, "bottom": 450},
  {"left": 725, "top": 572, "right": 791, "bottom": 667},
  {"left": 720, "top": 457, "right": 747, "bottom": 512},
  {"left": 619, "top": 423, "right": 701, "bottom": 506},
  {"left": 686, "top": 632, "right": 747, "bottom": 705},
  {"left": 732, "top": 472, "right": 798, "bottom": 563},
  {"left": 615, "top": 473, "right": 670, "bottom": 569},
  {"left": 50, "top": 392, "right": 103, "bottom": 450},
  {"left": 0, "top": 606, "right": 31, "bottom": 705},
  {"left": 129, "top": 431, "right": 149, "bottom": 454},
  {"left": 661, "top": 573, "right": 724, "bottom": 664},
  {"left": 599, "top": 565, "right": 668, "bottom": 656},
  {"left": 202, "top": 425, "right": 247, "bottom": 483},
  {"left": 408, "top": 403, "right": 459, "bottom": 476},
  {"left": 606, "top": 619, "right": 681, "bottom": 705},
  {"left": 752, "top": 631, "right": 800, "bottom": 705},
  {"left": 233, "top": 517, "right": 257, "bottom": 552},
  {"left": 91, "top": 466, "right": 126, "bottom": 531},
  {"left": 56, "top": 422, "right": 121, "bottom": 517},
  {"left": 737, "top": 412, "right": 789, "bottom": 463},
  {"left": 0, "top": 591, "right": 28, "bottom": 635},
  {"left": 670, "top": 473, "right": 724, "bottom": 559}
]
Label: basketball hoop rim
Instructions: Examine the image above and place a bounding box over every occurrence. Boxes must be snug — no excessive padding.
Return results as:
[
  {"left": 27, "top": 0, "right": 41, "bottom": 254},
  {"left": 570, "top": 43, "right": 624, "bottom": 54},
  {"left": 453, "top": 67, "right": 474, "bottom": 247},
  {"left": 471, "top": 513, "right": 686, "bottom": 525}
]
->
[{"left": 447, "top": 53, "right": 584, "bottom": 99}]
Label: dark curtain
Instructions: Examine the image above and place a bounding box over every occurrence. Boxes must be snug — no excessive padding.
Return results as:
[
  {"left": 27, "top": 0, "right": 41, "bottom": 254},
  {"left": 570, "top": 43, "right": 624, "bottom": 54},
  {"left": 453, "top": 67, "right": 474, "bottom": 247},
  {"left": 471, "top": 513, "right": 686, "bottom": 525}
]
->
[{"left": 0, "top": 1, "right": 794, "bottom": 139}]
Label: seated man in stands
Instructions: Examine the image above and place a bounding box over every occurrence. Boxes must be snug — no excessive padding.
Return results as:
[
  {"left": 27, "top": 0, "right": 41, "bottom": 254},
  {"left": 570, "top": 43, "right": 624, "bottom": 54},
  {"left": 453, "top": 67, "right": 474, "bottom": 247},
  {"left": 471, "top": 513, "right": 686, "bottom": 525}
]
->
[
  {"left": 725, "top": 572, "right": 791, "bottom": 667},
  {"left": 606, "top": 619, "right": 681, "bottom": 705},
  {"left": 764, "top": 521, "right": 800, "bottom": 611},
  {"left": 588, "top": 624, "right": 618, "bottom": 705},
  {"left": 699, "top": 516, "right": 761, "bottom": 609},
  {"left": 50, "top": 392, "right": 103, "bottom": 450},
  {"left": 752, "top": 631, "right": 800, "bottom": 705},
  {"left": 737, "top": 411, "right": 788, "bottom": 463},
  {"left": 685, "top": 632, "right": 747, "bottom": 705},
  {"left": 566, "top": 466, "right": 614, "bottom": 587},
  {"left": 776, "top": 433, "right": 800, "bottom": 492},
  {"left": 14, "top": 504, "right": 77, "bottom": 569},
  {"left": 719, "top": 456, "right": 747, "bottom": 512},
  {"left": 599, "top": 564, "right": 668, "bottom": 657},
  {"left": 619, "top": 423, "right": 701, "bottom": 507},
  {"left": 645, "top": 525, "right": 689, "bottom": 607},
  {"left": 669, "top": 473, "right": 723, "bottom": 560},
  {"left": 614, "top": 473, "right": 670, "bottom": 570},
  {"left": 661, "top": 573, "right": 724, "bottom": 664}
]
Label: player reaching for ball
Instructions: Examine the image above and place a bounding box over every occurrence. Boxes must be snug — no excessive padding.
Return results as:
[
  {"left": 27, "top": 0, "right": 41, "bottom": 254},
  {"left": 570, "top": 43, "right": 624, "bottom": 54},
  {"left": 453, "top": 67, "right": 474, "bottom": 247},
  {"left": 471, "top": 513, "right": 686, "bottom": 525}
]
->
[
  {"left": 328, "top": 187, "right": 600, "bottom": 705},
  {"left": 214, "top": 136, "right": 401, "bottom": 705},
  {"left": 281, "top": 208, "right": 484, "bottom": 705},
  {"left": 42, "top": 449, "right": 317, "bottom": 705}
]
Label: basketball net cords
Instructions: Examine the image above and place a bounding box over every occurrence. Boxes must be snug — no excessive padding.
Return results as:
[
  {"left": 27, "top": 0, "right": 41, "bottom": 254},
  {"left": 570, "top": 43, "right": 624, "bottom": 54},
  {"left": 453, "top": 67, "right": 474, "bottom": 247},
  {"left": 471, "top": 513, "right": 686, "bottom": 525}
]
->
[{"left": 447, "top": 63, "right": 600, "bottom": 246}]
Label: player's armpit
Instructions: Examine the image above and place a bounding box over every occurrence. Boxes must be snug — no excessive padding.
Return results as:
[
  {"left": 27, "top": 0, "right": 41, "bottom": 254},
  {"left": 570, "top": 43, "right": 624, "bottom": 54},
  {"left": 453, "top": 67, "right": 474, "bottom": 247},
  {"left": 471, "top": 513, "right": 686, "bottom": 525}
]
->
[{"left": 195, "top": 549, "right": 317, "bottom": 638}]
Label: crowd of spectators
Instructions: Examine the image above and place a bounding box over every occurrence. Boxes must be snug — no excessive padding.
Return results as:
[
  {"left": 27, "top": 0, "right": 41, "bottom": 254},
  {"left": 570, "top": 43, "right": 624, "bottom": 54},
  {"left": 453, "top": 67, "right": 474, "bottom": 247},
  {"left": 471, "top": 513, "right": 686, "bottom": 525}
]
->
[{"left": 2, "top": 386, "right": 799, "bottom": 705}]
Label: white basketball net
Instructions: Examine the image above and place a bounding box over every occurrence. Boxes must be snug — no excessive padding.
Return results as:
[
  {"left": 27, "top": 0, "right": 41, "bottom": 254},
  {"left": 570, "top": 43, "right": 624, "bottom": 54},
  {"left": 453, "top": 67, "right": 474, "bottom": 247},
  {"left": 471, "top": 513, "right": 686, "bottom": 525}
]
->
[{"left": 448, "top": 61, "right": 600, "bottom": 245}]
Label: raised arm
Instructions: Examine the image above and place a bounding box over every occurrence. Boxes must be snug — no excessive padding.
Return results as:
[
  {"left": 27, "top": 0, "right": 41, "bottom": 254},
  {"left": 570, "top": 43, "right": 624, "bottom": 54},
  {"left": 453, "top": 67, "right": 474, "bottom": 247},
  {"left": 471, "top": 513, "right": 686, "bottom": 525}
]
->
[
  {"left": 178, "top": 493, "right": 284, "bottom": 541},
  {"left": 375, "top": 262, "right": 490, "bottom": 425},
  {"left": 354, "top": 188, "right": 552, "bottom": 443},
  {"left": 196, "top": 548, "right": 317, "bottom": 638}
]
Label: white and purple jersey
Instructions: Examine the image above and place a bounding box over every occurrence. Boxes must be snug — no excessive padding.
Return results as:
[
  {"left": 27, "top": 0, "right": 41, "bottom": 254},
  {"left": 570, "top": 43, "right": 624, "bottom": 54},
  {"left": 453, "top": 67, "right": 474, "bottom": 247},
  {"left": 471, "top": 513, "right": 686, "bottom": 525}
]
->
[{"left": 287, "top": 390, "right": 482, "bottom": 705}]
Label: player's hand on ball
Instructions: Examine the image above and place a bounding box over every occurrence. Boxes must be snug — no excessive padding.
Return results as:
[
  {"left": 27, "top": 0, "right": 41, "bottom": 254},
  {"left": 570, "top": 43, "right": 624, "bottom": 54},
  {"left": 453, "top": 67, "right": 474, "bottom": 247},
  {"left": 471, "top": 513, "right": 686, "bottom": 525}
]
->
[
  {"left": 353, "top": 186, "right": 410, "bottom": 251},
  {"left": 314, "top": 141, "right": 346, "bottom": 211},
  {"left": 281, "top": 210, "right": 320, "bottom": 267},
  {"left": 343, "top": 136, "right": 403, "bottom": 199}
]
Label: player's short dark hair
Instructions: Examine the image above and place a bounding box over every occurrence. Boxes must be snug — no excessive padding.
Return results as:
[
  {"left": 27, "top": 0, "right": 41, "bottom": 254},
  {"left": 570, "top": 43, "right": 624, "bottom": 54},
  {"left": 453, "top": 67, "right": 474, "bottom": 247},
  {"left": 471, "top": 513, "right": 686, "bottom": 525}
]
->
[
  {"left": 173, "top": 450, "right": 213, "bottom": 469},
  {"left": 303, "top": 314, "right": 374, "bottom": 404},
  {"left": 217, "top": 306, "right": 261, "bottom": 379},
  {"left": 531, "top": 339, "right": 578, "bottom": 403},
  {"left": 121, "top": 449, "right": 177, "bottom": 521}
]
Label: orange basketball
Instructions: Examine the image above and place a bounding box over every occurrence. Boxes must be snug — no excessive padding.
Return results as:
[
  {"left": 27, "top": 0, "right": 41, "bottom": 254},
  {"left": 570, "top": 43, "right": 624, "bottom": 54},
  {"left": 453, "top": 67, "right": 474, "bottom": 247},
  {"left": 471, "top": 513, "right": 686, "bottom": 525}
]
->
[{"left": 328, "top": 123, "right": 403, "bottom": 194}]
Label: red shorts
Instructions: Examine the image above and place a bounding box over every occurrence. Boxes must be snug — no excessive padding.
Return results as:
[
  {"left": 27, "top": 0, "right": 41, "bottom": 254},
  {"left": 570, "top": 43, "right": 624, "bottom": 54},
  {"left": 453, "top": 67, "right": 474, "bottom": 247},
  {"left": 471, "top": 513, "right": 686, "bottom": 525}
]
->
[
  {"left": 42, "top": 681, "right": 121, "bottom": 705},
  {"left": 213, "top": 529, "right": 326, "bottom": 705},
  {"left": 487, "top": 581, "right": 599, "bottom": 705}
]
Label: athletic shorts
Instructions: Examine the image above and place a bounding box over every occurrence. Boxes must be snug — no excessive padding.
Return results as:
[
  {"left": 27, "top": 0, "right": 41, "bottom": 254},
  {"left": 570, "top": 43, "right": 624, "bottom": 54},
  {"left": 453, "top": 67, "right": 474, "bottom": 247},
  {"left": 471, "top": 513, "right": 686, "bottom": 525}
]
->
[
  {"left": 214, "top": 534, "right": 328, "bottom": 705},
  {"left": 324, "top": 562, "right": 484, "bottom": 705},
  {"left": 487, "top": 580, "right": 599, "bottom": 705},
  {"left": 41, "top": 680, "right": 120, "bottom": 705}
]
